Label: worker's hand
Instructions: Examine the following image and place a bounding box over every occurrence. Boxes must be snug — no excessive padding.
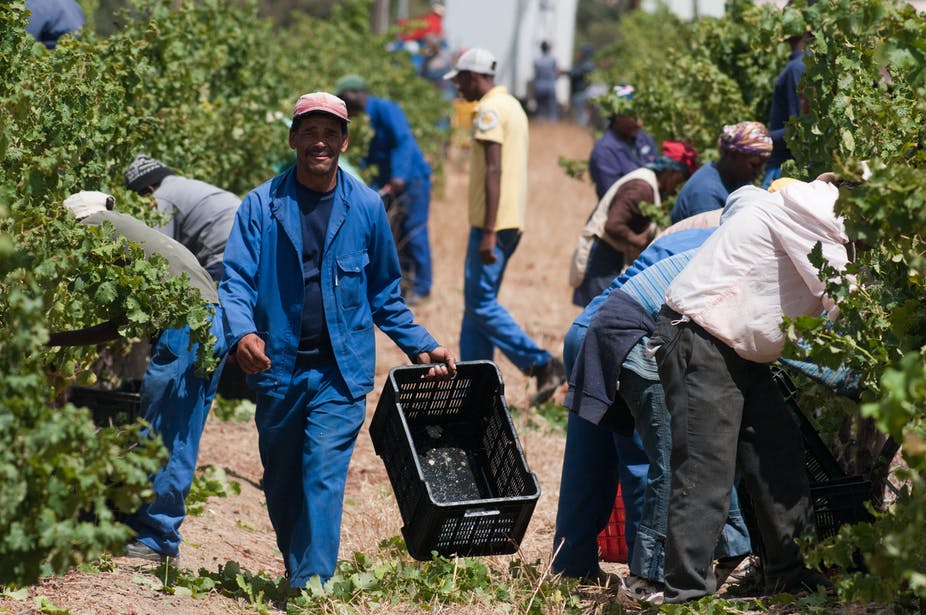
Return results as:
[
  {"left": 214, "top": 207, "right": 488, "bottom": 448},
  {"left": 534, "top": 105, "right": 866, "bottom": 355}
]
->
[
  {"left": 478, "top": 230, "right": 497, "bottom": 265},
  {"left": 388, "top": 178, "right": 406, "bottom": 195},
  {"left": 416, "top": 346, "right": 457, "bottom": 380},
  {"left": 235, "top": 332, "right": 272, "bottom": 374}
]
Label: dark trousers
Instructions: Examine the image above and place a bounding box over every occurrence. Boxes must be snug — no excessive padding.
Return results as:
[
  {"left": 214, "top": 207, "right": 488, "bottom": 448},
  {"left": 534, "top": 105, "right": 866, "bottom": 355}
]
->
[
  {"left": 652, "top": 308, "right": 813, "bottom": 603},
  {"left": 397, "top": 176, "right": 432, "bottom": 296}
]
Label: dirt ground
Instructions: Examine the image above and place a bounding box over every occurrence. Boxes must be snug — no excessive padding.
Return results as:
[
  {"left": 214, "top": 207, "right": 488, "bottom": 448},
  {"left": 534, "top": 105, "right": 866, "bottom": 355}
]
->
[{"left": 0, "top": 122, "right": 610, "bottom": 614}]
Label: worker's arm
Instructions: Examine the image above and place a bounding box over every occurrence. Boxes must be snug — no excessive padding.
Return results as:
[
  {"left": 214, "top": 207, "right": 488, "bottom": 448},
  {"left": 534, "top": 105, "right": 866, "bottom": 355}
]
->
[
  {"left": 46, "top": 317, "right": 127, "bottom": 347},
  {"left": 479, "top": 139, "right": 502, "bottom": 265}
]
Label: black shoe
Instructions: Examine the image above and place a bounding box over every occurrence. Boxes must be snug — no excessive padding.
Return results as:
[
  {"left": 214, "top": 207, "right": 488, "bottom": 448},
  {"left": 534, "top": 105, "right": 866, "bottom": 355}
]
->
[
  {"left": 531, "top": 357, "right": 566, "bottom": 405},
  {"left": 766, "top": 567, "right": 832, "bottom": 595},
  {"left": 122, "top": 540, "right": 177, "bottom": 563}
]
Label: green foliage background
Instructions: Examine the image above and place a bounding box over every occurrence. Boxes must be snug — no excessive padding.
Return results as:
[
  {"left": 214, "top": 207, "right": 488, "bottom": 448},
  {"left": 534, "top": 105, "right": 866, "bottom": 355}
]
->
[{"left": 0, "top": 0, "right": 447, "bottom": 588}]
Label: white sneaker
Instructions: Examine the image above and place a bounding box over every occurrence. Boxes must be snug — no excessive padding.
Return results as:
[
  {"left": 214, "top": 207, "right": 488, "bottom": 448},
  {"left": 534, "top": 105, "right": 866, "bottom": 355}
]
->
[{"left": 618, "top": 574, "right": 665, "bottom": 605}]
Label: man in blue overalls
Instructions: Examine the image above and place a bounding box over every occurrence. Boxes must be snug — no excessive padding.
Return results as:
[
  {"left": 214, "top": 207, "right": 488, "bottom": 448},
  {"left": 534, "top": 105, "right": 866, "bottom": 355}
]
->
[
  {"left": 335, "top": 75, "right": 434, "bottom": 306},
  {"left": 219, "top": 92, "right": 455, "bottom": 590}
]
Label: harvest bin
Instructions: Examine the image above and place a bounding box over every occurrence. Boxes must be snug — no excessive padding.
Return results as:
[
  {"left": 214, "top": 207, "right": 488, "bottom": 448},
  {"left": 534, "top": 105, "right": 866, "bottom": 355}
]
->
[
  {"left": 596, "top": 485, "right": 628, "bottom": 563},
  {"left": 370, "top": 360, "right": 541, "bottom": 560},
  {"left": 69, "top": 384, "right": 142, "bottom": 428},
  {"left": 740, "top": 368, "right": 875, "bottom": 568}
]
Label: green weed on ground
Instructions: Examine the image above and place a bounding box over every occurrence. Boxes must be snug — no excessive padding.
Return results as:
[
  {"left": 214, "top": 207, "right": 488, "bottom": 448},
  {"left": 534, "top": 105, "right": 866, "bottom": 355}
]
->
[
  {"left": 511, "top": 402, "right": 570, "bottom": 436},
  {"left": 130, "top": 536, "right": 584, "bottom": 614},
  {"left": 185, "top": 464, "right": 241, "bottom": 516}
]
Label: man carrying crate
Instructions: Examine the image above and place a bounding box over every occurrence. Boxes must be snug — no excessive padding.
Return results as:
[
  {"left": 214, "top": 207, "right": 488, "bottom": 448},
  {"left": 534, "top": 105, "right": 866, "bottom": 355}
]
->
[{"left": 219, "top": 92, "right": 455, "bottom": 591}]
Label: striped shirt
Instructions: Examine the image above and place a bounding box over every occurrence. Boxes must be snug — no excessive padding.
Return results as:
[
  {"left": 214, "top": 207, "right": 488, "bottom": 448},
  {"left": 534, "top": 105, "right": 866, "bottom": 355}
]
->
[{"left": 619, "top": 250, "right": 697, "bottom": 379}]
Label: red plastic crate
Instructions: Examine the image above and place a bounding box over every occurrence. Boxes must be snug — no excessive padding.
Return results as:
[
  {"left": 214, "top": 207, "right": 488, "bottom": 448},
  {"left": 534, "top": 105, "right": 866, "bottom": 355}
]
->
[{"left": 596, "top": 485, "right": 628, "bottom": 563}]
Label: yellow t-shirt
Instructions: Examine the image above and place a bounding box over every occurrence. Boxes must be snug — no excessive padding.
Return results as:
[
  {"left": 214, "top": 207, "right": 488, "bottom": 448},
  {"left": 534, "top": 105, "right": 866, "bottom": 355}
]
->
[{"left": 467, "top": 86, "right": 529, "bottom": 230}]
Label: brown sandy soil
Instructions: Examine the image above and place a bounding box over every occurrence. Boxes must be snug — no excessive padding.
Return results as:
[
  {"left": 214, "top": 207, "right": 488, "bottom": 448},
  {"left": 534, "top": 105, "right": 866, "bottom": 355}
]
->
[{"left": 0, "top": 121, "right": 604, "bottom": 615}]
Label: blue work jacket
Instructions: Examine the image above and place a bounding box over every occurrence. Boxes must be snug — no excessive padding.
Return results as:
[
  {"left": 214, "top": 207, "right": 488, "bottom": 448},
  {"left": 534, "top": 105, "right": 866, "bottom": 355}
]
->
[
  {"left": 364, "top": 96, "right": 431, "bottom": 187},
  {"left": 219, "top": 166, "right": 438, "bottom": 399}
]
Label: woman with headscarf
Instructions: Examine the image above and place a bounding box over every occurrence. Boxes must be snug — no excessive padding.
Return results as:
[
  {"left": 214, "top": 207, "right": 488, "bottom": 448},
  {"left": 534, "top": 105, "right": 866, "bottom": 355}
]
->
[
  {"left": 670, "top": 121, "right": 773, "bottom": 224},
  {"left": 570, "top": 140, "right": 700, "bottom": 307}
]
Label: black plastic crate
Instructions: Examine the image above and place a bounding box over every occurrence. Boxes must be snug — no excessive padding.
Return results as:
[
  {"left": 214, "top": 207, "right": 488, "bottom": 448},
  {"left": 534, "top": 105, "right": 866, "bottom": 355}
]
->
[
  {"left": 69, "top": 386, "right": 142, "bottom": 427},
  {"left": 370, "top": 361, "right": 541, "bottom": 561},
  {"left": 771, "top": 366, "right": 847, "bottom": 483},
  {"left": 811, "top": 475, "right": 874, "bottom": 539}
]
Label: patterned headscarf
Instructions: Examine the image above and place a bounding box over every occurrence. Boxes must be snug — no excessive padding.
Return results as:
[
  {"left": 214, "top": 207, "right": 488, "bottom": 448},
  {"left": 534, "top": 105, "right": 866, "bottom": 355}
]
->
[
  {"left": 645, "top": 140, "right": 700, "bottom": 177},
  {"left": 718, "top": 121, "right": 773, "bottom": 156}
]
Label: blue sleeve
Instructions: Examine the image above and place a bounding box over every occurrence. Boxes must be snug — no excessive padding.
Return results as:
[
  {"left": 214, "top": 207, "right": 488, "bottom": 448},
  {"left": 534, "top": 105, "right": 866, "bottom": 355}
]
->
[
  {"left": 217, "top": 191, "right": 261, "bottom": 348},
  {"left": 782, "top": 63, "right": 805, "bottom": 121},
  {"left": 573, "top": 228, "right": 714, "bottom": 328},
  {"left": 573, "top": 241, "right": 673, "bottom": 328},
  {"left": 365, "top": 194, "right": 438, "bottom": 356},
  {"left": 670, "top": 184, "right": 725, "bottom": 224},
  {"left": 779, "top": 358, "right": 862, "bottom": 400},
  {"left": 380, "top": 99, "right": 419, "bottom": 182}
]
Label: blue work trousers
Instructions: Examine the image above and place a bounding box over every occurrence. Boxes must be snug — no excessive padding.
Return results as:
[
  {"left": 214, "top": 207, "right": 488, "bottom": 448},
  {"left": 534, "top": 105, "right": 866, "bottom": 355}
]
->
[
  {"left": 255, "top": 362, "right": 366, "bottom": 588},
  {"left": 460, "top": 227, "right": 550, "bottom": 372},
  {"left": 621, "top": 369, "right": 752, "bottom": 583},
  {"left": 552, "top": 411, "right": 649, "bottom": 578},
  {"left": 397, "top": 177, "right": 432, "bottom": 297},
  {"left": 128, "top": 308, "right": 227, "bottom": 557},
  {"left": 552, "top": 321, "right": 648, "bottom": 578}
]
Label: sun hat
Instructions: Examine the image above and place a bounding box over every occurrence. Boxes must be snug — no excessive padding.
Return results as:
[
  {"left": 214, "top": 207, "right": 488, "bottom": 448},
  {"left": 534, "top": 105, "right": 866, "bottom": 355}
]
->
[
  {"left": 443, "top": 47, "right": 497, "bottom": 80},
  {"left": 768, "top": 177, "right": 802, "bottom": 193}
]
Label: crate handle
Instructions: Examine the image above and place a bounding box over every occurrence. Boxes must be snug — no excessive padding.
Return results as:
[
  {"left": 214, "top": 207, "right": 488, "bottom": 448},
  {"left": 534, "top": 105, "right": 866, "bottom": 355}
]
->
[
  {"left": 415, "top": 363, "right": 458, "bottom": 381},
  {"left": 464, "top": 508, "right": 500, "bottom": 518}
]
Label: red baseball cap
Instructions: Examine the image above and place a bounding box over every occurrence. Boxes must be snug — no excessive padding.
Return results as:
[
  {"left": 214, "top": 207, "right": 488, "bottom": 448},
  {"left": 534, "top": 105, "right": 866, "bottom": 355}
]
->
[{"left": 292, "top": 92, "right": 350, "bottom": 123}]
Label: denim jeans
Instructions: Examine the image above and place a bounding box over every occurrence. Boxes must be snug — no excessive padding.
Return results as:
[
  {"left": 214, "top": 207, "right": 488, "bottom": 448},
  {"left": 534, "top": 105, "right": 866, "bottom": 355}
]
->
[
  {"left": 255, "top": 361, "right": 366, "bottom": 588},
  {"left": 551, "top": 321, "right": 649, "bottom": 578},
  {"left": 620, "top": 368, "right": 751, "bottom": 583},
  {"left": 552, "top": 412, "right": 649, "bottom": 577},
  {"left": 652, "top": 309, "right": 812, "bottom": 603},
  {"left": 460, "top": 227, "right": 550, "bottom": 372},
  {"left": 128, "top": 307, "right": 227, "bottom": 557}
]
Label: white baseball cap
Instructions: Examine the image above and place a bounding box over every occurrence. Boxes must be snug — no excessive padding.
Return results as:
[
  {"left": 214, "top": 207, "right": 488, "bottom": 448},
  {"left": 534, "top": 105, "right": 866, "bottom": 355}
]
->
[{"left": 443, "top": 48, "right": 497, "bottom": 80}]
